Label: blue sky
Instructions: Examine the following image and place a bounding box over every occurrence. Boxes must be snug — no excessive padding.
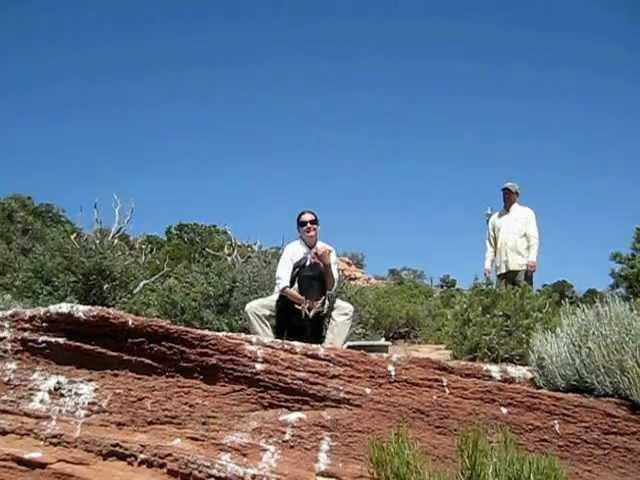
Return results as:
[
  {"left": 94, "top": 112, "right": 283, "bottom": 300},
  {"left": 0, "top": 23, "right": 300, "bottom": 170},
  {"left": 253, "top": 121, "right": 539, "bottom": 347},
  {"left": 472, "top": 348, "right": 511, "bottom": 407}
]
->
[{"left": 1, "top": 1, "right": 638, "bottom": 291}]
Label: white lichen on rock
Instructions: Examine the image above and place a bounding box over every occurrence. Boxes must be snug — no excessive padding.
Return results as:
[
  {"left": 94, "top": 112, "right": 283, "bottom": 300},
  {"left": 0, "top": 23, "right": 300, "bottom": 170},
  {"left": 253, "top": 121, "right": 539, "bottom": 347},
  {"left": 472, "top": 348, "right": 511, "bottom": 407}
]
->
[
  {"left": 280, "top": 411, "right": 307, "bottom": 441},
  {"left": 279, "top": 411, "right": 307, "bottom": 424},
  {"left": 484, "top": 364, "right": 503, "bottom": 380},
  {"left": 441, "top": 377, "right": 449, "bottom": 395},
  {"left": 387, "top": 364, "right": 396, "bottom": 380},
  {"left": 503, "top": 365, "right": 533, "bottom": 381},
  {"left": 23, "top": 451, "right": 43, "bottom": 459},
  {"left": 36, "top": 336, "right": 65, "bottom": 344},
  {"left": 45, "top": 303, "right": 92, "bottom": 318},
  {"left": 223, "top": 431, "right": 251, "bottom": 446},
  {"left": 315, "top": 433, "right": 333, "bottom": 473},
  {"left": 484, "top": 364, "right": 533, "bottom": 382},
  {"left": 1, "top": 361, "right": 17, "bottom": 382},
  {"left": 27, "top": 370, "right": 96, "bottom": 421},
  {"left": 258, "top": 441, "right": 280, "bottom": 473},
  {"left": 0, "top": 320, "right": 12, "bottom": 354}
]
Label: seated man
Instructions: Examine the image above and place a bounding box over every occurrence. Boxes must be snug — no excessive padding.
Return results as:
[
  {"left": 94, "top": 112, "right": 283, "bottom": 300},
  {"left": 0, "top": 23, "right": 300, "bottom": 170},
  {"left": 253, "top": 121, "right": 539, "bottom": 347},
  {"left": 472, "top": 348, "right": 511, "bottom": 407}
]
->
[{"left": 245, "top": 210, "right": 354, "bottom": 347}]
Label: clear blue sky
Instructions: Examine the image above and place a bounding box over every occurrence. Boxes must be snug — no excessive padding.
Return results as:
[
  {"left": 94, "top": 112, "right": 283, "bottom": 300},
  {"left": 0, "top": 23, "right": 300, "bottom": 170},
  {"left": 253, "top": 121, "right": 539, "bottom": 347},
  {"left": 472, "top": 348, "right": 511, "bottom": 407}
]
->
[{"left": 1, "top": 1, "right": 638, "bottom": 291}]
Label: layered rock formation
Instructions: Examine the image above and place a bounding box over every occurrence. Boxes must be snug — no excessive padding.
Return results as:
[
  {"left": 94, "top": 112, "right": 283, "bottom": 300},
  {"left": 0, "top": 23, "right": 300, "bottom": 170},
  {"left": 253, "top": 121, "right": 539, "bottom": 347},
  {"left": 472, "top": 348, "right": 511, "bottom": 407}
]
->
[
  {"left": 1, "top": 305, "right": 639, "bottom": 479},
  {"left": 337, "top": 258, "right": 379, "bottom": 286}
]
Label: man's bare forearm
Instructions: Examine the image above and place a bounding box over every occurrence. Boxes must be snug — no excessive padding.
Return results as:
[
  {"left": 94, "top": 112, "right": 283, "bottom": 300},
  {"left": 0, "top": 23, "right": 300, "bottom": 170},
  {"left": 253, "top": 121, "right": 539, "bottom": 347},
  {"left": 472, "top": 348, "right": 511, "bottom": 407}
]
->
[
  {"left": 323, "top": 267, "right": 335, "bottom": 291},
  {"left": 281, "top": 287, "right": 305, "bottom": 305}
]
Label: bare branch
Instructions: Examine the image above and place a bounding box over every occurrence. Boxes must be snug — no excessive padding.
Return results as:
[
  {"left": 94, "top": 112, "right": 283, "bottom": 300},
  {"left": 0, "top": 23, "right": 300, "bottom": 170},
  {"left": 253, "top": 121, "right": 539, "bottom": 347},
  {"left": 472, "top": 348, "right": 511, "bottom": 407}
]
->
[
  {"left": 110, "top": 194, "right": 122, "bottom": 240},
  {"left": 132, "top": 257, "right": 169, "bottom": 295},
  {"left": 93, "top": 199, "right": 102, "bottom": 231},
  {"left": 108, "top": 194, "right": 135, "bottom": 241},
  {"left": 205, "top": 247, "right": 224, "bottom": 258}
]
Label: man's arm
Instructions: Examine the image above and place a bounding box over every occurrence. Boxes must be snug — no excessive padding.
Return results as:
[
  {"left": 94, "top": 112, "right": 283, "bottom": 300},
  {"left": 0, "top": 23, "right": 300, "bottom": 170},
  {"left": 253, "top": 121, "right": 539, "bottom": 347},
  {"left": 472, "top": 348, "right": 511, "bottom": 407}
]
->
[
  {"left": 484, "top": 216, "right": 496, "bottom": 277},
  {"left": 526, "top": 209, "right": 539, "bottom": 272},
  {"left": 275, "top": 245, "right": 305, "bottom": 305},
  {"left": 314, "top": 246, "right": 336, "bottom": 292}
]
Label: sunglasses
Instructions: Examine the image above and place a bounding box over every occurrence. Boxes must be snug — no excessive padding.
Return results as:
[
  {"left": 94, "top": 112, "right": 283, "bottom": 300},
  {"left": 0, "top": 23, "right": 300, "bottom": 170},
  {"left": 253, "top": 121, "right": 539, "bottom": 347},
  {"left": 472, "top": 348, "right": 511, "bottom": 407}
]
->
[{"left": 298, "top": 219, "right": 319, "bottom": 228}]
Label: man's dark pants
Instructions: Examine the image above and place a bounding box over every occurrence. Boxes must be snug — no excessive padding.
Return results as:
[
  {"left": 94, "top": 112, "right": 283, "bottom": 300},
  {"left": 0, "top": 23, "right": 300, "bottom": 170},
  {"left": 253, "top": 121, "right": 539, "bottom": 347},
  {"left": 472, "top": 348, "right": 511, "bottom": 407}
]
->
[{"left": 497, "top": 270, "right": 533, "bottom": 288}]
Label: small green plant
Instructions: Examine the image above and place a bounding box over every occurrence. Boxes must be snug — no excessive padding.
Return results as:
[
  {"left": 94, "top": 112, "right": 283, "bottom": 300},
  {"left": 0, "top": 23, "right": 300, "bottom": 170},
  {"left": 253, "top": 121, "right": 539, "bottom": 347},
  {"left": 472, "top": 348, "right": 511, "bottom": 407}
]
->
[
  {"left": 368, "top": 425, "right": 429, "bottom": 480},
  {"left": 456, "top": 426, "right": 567, "bottom": 480},
  {"left": 530, "top": 296, "right": 640, "bottom": 405},
  {"left": 368, "top": 425, "right": 568, "bottom": 480}
]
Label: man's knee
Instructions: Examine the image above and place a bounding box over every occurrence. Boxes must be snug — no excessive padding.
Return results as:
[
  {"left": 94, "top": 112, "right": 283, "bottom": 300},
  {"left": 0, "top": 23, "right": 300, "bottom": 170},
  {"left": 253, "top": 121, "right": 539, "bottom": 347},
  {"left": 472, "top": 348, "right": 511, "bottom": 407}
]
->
[
  {"left": 245, "top": 299, "right": 259, "bottom": 316},
  {"left": 333, "top": 298, "right": 354, "bottom": 317}
]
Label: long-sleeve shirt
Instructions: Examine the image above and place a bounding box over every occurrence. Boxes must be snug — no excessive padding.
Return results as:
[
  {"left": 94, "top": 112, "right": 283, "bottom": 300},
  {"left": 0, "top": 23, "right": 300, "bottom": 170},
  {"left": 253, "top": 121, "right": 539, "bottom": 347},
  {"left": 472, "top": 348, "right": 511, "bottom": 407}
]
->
[
  {"left": 484, "top": 202, "right": 539, "bottom": 275},
  {"left": 274, "top": 239, "right": 339, "bottom": 294}
]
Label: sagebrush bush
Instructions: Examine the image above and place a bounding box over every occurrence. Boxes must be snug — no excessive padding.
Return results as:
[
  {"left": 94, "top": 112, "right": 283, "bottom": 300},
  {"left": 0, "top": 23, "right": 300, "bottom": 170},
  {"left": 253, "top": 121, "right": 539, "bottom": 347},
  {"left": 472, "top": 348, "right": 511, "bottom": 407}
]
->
[
  {"left": 0, "top": 293, "right": 24, "bottom": 311},
  {"left": 368, "top": 425, "right": 568, "bottom": 480},
  {"left": 529, "top": 296, "right": 640, "bottom": 405}
]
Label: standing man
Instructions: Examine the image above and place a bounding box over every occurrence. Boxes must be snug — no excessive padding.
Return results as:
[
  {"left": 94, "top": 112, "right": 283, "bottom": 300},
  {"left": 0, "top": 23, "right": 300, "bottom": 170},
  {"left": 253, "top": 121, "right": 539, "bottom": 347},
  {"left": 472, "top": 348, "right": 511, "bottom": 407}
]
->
[
  {"left": 245, "top": 210, "right": 354, "bottom": 347},
  {"left": 484, "top": 182, "right": 539, "bottom": 288}
]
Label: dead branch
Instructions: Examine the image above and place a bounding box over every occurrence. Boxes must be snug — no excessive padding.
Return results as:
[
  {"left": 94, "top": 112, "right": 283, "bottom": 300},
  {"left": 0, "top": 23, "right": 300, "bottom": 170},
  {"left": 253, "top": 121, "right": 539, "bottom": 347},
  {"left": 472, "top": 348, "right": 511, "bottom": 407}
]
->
[
  {"left": 93, "top": 200, "right": 102, "bottom": 231},
  {"left": 132, "top": 257, "right": 169, "bottom": 295},
  {"left": 109, "top": 194, "right": 135, "bottom": 241}
]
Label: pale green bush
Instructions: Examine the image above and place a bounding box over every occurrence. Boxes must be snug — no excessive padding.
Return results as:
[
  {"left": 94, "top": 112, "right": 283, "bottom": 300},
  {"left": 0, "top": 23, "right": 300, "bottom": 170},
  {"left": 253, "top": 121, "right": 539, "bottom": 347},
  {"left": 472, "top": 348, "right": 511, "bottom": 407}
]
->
[
  {"left": 530, "top": 296, "right": 640, "bottom": 405},
  {"left": 0, "top": 293, "right": 23, "bottom": 311}
]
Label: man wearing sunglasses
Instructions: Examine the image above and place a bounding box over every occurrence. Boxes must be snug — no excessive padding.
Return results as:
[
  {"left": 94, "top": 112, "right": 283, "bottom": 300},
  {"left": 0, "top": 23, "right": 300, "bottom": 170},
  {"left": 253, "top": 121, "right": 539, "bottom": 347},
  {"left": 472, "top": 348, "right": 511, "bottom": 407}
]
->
[{"left": 245, "top": 210, "right": 354, "bottom": 347}]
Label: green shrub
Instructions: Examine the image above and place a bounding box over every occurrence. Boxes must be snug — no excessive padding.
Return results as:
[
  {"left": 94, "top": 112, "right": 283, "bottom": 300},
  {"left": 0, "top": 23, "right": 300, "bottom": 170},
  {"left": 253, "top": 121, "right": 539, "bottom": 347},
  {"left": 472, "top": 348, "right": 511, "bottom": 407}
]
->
[
  {"left": 529, "top": 296, "right": 640, "bottom": 405},
  {"left": 340, "top": 280, "right": 440, "bottom": 342},
  {"left": 123, "top": 246, "right": 278, "bottom": 332},
  {"left": 609, "top": 226, "right": 640, "bottom": 299},
  {"left": 446, "top": 284, "right": 560, "bottom": 364},
  {"left": 368, "top": 425, "right": 568, "bottom": 480},
  {"left": 342, "top": 280, "right": 560, "bottom": 363}
]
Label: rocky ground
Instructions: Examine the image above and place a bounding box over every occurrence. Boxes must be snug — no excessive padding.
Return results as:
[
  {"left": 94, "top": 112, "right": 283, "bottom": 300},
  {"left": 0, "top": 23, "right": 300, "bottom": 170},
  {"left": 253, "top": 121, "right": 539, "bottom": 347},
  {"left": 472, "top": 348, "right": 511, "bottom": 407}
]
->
[{"left": 1, "top": 305, "right": 639, "bottom": 479}]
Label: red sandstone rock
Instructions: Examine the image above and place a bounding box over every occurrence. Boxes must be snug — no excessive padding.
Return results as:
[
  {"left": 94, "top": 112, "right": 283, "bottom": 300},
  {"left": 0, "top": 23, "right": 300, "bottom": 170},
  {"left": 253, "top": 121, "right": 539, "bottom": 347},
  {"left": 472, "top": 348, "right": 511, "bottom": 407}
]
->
[
  {"left": 337, "top": 258, "right": 380, "bottom": 286},
  {"left": 0, "top": 304, "right": 639, "bottom": 479}
]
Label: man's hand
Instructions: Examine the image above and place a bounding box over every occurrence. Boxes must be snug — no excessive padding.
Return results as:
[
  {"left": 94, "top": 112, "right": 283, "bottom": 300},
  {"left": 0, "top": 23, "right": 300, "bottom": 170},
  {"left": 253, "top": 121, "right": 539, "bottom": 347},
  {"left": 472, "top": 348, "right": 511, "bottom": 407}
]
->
[
  {"left": 296, "top": 298, "right": 325, "bottom": 318},
  {"left": 527, "top": 260, "right": 537, "bottom": 272},
  {"left": 313, "top": 247, "right": 332, "bottom": 268}
]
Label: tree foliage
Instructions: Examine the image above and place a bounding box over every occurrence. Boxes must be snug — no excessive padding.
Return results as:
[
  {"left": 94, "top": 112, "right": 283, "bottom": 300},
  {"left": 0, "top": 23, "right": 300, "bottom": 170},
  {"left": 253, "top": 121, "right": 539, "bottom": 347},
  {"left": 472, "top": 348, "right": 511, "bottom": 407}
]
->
[
  {"left": 340, "top": 251, "right": 366, "bottom": 269},
  {"left": 610, "top": 226, "right": 640, "bottom": 299},
  {"left": 386, "top": 267, "right": 427, "bottom": 284},
  {"left": 539, "top": 280, "right": 578, "bottom": 306},
  {"left": 0, "top": 195, "right": 278, "bottom": 331}
]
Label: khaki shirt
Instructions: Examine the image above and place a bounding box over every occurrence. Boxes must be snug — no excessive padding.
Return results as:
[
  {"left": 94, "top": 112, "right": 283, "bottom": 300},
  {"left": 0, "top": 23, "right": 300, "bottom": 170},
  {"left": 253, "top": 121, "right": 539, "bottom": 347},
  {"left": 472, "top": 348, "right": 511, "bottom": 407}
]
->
[{"left": 485, "top": 203, "right": 539, "bottom": 274}]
